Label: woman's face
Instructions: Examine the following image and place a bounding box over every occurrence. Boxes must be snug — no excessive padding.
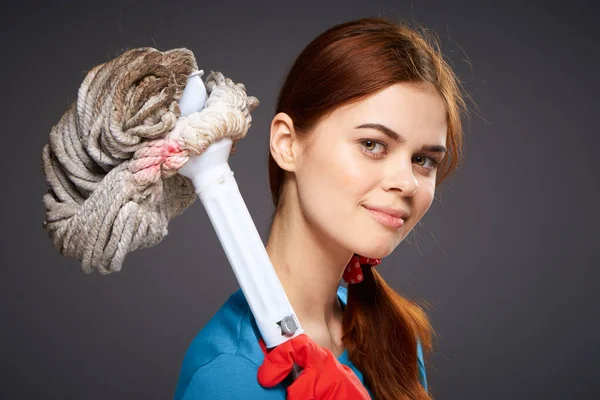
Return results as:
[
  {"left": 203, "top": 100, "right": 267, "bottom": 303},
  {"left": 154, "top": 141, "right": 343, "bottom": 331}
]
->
[{"left": 289, "top": 82, "right": 448, "bottom": 259}]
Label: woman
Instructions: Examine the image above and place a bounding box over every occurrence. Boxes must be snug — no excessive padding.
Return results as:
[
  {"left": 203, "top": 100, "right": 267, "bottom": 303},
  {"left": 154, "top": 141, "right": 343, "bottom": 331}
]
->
[{"left": 174, "top": 16, "right": 466, "bottom": 400}]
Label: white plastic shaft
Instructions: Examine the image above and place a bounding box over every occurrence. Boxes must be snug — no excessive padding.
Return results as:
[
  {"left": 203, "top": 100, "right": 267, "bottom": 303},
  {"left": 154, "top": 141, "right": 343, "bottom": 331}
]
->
[
  {"left": 178, "top": 70, "right": 207, "bottom": 115},
  {"left": 177, "top": 71, "right": 303, "bottom": 348}
]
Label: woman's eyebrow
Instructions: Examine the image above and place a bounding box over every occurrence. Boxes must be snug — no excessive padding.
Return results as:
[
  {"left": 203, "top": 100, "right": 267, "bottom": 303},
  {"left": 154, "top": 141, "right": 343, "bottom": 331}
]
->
[{"left": 355, "top": 123, "right": 447, "bottom": 153}]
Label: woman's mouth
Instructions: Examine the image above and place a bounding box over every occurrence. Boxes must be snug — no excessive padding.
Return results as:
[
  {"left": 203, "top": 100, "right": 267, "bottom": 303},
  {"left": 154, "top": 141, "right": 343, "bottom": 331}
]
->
[{"left": 363, "top": 206, "right": 406, "bottom": 230}]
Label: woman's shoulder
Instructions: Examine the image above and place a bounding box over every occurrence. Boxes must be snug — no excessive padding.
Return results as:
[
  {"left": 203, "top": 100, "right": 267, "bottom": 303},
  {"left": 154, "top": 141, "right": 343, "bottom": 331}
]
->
[
  {"left": 182, "top": 289, "right": 265, "bottom": 363},
  {"left": 174, "top": 288, "right": 271, "bottom": 399},
  {"left": 180, "top": 285, "right": 348, "bottom": 368}
]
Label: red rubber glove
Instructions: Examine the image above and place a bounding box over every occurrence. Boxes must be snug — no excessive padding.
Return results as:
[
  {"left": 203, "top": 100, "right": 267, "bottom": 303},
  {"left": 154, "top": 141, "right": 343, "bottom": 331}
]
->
[{"left": 257, "top": 334, "right": 371, "bottom": 400}]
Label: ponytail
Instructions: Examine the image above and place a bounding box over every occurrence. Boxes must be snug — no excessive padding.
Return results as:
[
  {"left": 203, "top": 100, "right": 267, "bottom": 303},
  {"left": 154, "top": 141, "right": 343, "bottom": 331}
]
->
[{"left": 343, "top": 265, "right": 434, "bottom": 399}]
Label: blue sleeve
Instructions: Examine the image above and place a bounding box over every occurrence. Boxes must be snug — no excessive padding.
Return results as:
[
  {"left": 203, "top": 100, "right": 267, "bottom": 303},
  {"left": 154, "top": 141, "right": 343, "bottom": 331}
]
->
[
  {"left": 416, "top": 340, "right": 428, "bottom": 392},
  {"left": 180, "top": 353, "right": 283, "bottom": 400}
]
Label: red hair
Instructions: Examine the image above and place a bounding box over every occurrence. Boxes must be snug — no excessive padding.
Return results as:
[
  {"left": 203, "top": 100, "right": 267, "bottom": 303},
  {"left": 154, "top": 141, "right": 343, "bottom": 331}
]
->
[{"left": 269, "top": 17, "right": 468, "bottom": 399}]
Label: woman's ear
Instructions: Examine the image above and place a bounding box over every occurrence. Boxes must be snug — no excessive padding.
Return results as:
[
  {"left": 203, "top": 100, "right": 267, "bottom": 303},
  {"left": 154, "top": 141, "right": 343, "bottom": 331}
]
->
[{"left": 270, "top": 112, "right": 300, "bottom": 172}]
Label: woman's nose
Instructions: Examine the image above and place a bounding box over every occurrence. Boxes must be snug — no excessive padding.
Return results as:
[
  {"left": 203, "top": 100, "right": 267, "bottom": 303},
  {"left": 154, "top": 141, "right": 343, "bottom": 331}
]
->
[{"left": 382, "top": 161, "right": 419, "bottom": 196}]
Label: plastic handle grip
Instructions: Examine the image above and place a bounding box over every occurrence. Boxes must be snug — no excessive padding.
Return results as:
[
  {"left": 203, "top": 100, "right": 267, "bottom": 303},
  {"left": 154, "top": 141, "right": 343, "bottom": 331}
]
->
[{"left": 177, "top": 71, "right": 304, "bottom": 348}]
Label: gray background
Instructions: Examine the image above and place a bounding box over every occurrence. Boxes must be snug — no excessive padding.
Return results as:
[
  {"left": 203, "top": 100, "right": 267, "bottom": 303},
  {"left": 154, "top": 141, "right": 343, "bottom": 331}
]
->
[{"left": 1, "top": 0, "right": 598, "bottom": 399}]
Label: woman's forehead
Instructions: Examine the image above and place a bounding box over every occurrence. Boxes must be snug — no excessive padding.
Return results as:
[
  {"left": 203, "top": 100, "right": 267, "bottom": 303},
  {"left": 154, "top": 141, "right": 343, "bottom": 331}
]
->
[{"left": 321, "top": 83, "right": 448, "bottom": 144}]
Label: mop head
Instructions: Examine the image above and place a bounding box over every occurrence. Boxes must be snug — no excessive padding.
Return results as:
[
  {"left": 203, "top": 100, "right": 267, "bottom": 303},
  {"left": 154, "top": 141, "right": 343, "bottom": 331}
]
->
[{"left": 41, "top": 47, "right": 259, "bottom": 274}]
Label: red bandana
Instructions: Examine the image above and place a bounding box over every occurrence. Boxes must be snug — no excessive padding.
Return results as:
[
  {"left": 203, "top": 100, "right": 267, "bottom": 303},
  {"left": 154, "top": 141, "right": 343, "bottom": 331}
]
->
[{"left": 342, "top": 254, "right": 381, "bottom": 284}]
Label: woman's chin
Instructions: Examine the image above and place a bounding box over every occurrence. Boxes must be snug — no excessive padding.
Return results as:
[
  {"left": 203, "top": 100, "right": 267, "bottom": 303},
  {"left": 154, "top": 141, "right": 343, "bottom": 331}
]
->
[{"left": 352, "top": 240, "right": 397, "bottom": 260}]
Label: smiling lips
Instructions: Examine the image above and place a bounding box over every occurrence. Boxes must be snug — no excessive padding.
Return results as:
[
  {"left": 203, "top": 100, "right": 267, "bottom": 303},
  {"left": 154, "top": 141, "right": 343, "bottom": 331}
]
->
[{"left": 363, "top": 205, "right": 408, "bottom": 230}]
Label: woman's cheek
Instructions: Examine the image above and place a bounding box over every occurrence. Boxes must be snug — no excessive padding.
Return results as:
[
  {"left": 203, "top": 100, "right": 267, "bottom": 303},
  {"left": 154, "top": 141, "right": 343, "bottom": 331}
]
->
[
  {"left": 413, "top": 181, "right": 436, "bottom": 222},
  {"left": 298, "top": 147, "right": 349, "bottom": 218},
  {"left": 423, "top": 179, "right": 437, "bottom": 207},
  {"left": 333, "top": 146, "right": 373, "bottom": 188}
]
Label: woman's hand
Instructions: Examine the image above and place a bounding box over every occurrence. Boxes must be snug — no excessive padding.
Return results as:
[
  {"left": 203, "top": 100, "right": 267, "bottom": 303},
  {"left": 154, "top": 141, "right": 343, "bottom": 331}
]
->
[{"left": 257, "top": 334, "right": 371, "bottom": 400}]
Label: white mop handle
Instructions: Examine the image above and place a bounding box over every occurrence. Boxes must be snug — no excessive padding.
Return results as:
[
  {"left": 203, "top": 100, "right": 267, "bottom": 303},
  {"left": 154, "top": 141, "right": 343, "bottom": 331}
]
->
[{"left": 177, "top": 71, "right": 303, "bottom": 348}]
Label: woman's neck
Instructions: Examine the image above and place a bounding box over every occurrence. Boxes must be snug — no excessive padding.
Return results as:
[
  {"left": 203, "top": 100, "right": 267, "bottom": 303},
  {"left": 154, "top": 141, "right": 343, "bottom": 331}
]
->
[{"left": 265, "top": 203, "right": 352, "bottom": 351}]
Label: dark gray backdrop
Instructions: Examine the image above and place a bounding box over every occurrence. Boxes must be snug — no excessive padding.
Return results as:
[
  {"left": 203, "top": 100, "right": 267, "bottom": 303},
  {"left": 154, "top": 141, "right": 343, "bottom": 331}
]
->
[{"left": 2, "top": 0, "right": 598, "bottom": 399}]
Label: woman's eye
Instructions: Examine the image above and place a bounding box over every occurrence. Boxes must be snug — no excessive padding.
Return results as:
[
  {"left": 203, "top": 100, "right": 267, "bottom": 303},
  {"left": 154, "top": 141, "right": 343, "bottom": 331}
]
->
[
  {"left": 361, "top": 140, "right": 386, "bottom": 155},
  {"left": 413, "top": 155, "right": 439, "bottom": 169}
]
